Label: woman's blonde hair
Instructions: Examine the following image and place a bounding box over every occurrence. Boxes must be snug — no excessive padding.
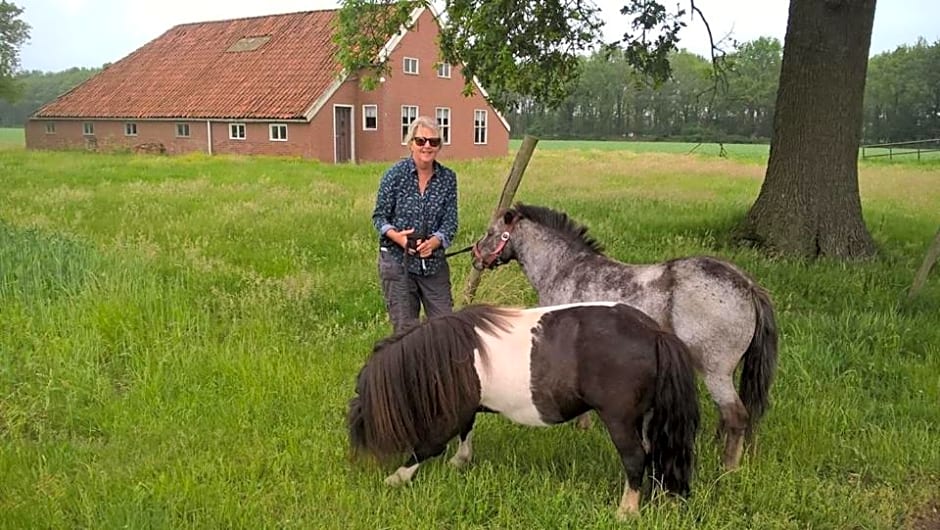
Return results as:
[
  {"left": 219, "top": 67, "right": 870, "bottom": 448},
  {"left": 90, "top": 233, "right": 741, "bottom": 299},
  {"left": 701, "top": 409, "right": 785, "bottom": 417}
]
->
[{"left": 404, "top": 116, "right": 441, "bottom": 145}]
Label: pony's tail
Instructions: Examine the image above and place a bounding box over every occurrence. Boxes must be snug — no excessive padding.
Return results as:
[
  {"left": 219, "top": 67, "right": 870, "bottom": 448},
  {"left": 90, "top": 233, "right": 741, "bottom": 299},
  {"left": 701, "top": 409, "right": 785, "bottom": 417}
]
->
[
  {"left": 649, "top": 332, "right": 700, "bottom": 497},
  {"left": 739, "top": 286, "right": 778, "bottom": 437}
]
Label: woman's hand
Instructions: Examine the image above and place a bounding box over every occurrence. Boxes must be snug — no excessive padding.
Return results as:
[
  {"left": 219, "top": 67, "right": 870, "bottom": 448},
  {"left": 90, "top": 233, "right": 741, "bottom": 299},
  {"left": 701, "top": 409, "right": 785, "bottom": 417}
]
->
[
  {"left": 415, "top": 236, "right": 439, "bottom": 258},
  {"left": 388, "top": 228, "right": 415, "bottom": 250}
]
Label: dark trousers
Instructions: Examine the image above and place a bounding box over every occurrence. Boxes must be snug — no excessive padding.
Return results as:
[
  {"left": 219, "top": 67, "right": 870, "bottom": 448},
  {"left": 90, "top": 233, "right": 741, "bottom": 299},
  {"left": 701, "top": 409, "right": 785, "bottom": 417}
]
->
[{"left": 378, "top": 250, "right": 453, "bottom": 333}]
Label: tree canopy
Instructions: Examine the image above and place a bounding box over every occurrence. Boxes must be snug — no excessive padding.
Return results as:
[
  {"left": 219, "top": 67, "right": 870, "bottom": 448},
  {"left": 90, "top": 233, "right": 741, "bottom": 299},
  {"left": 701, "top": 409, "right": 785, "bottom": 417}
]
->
[
  {"left": 334, "top": 0, "right": 734, "bottom": 112},
  {"left": 334, "top": 0, "right": 604, "bottom": 111},
  {"left": 864, "top": 38, "right": 940, "bottom": 142},
  {"left": 0, "top": 1, "right": 30, "bottom": 102}
]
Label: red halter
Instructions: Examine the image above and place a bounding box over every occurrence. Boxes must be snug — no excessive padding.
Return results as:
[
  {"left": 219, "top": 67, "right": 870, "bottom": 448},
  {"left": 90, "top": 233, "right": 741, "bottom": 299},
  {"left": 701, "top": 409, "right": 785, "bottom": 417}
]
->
[{"left": 472, "top": 223, "right": 515, "bottom": 269}]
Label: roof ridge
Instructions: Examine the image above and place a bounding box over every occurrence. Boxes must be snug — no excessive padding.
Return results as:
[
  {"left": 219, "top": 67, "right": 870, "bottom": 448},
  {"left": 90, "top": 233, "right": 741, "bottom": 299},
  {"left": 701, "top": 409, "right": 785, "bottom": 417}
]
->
[{"left": 170, "top": 8, "right": 339, "bottom": 30}]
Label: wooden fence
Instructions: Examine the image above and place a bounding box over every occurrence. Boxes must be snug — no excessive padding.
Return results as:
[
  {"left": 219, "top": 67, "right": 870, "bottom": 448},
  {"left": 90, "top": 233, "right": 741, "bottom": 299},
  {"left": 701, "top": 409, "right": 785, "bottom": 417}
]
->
[{"left": 861, "top": 138, "right": 940, "bottom": 160}]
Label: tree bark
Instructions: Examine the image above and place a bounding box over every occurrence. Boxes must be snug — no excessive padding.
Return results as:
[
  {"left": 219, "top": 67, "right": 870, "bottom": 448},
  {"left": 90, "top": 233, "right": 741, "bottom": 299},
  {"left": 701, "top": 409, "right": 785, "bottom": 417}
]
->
[{"left": 740, "top": 0, "right": 877, "bottom": 258}]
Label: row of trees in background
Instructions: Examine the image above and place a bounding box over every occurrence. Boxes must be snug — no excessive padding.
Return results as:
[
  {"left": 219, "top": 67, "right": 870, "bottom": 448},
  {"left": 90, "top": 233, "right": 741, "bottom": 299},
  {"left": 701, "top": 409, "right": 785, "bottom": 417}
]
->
[
  {"left": 2, "top": 39, "right": 938, "bottom": 146},
  {"left": 865, "top": 38, "right": 940, "bottom": 143},
  {"left": 0, "top": 67, "right": 100, "bottom": 127},
  {"left": 506, "top": 37, "right": 940, "bottom": 144}
]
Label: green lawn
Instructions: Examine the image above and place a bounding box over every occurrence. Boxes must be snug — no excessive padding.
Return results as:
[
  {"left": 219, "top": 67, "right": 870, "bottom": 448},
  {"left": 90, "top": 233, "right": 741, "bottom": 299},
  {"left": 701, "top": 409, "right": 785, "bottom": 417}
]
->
[
  {"left": 0, "top": 127, "right": 24, "bottom": 149},
  {"left": 514, "top": 138, "right": 771, "bottom": 162},
  {"left": 511, "top": 138, "right": 940, "bottom": 165},
  {"left": 0, "top": 146, "right": 938, "bottom": 529}
]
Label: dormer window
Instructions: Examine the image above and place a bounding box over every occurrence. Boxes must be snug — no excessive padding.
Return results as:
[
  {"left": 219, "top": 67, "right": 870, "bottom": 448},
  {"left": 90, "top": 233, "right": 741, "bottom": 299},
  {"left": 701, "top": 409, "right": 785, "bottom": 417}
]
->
[{"left": 227, "top": 35, "right": 271, "bottom": 53}]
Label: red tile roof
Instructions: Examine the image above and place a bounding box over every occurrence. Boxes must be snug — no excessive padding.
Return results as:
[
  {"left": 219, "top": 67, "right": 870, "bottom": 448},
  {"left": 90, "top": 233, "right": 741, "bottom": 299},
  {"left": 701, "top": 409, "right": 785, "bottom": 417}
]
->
[{"left": 35, "top": 10, "right": 344, "bottom": 120}]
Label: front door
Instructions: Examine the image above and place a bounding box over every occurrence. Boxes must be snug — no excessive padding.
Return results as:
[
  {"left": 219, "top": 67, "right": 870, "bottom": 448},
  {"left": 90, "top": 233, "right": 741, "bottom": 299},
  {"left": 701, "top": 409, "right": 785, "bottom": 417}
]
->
[{"left": 334, "top": 106, "right": 352, "bottom": 163}]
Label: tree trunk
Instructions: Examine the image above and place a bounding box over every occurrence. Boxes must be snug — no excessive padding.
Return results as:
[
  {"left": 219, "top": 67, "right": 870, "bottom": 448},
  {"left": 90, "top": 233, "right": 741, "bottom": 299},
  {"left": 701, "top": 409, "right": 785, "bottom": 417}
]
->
[{"left": 740, "top": 0, "right": 877, "bottom": 258}]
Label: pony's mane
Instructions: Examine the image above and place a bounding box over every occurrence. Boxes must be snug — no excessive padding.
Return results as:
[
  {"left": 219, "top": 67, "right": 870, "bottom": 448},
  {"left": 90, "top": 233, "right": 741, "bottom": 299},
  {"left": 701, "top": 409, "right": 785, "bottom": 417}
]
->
[
  {"left": 513, "top": 203, "right": 605, "bottom": 255},
  {"left": 349, "top": 305, "right": 515, "bottom": 459}
]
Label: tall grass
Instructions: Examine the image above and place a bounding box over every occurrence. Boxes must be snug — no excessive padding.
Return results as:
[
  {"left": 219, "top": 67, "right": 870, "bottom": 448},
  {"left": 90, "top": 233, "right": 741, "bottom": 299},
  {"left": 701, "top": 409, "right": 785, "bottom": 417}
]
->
[{"left": 0, "top": 146, "right": 938, "bottom": 529}]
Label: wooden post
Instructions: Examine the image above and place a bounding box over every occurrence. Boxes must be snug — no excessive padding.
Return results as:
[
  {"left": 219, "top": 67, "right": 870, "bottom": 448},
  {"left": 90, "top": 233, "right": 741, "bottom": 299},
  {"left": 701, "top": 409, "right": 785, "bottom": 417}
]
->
[
  {"left": 460, "top": 135, "right": 539, "bottom": 305},
  {"left": 908, "top": 227, "right": 940, "bottom": 300}
]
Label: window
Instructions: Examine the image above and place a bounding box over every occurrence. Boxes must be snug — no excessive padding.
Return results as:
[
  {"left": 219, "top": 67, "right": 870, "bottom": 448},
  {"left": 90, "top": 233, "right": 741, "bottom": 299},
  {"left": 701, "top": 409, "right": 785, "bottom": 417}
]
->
[
  {"left": 269, "top": 123, "right": 288, "bottom": 141},
  {"left": 436, "top": 63, "right": 451, "bottom": 78},
  {"left": 83, "top": 122, "right": 94, "bottom": 136},
  {"left": 435, "top": 108, "right": 451, "bottom": 145},
  {"left": 229, "top": 123, "right": 246, "bottom": 140},
  {"left": 226, "top": 35, "right": 271, "bottom": 53},
  {"left": 474, "top": 110, "right": 488, "bottom": 144},
  {"left": 124, "top": 122, "right": 138, "bottom": 136},
  {"left": 401, "top": 105, "right": 418, "bottom": 143},
  {"left": 176, "top": 123, "right": 190, "bottom": 138},
  {"left": 44, "top": 122, "right": 56, "bottom": 134},
  {"left": 363, "top": 105, "right": 377, "bottom": 130},
  {"left": 403, "top": 57, "right": 419, "bottom": 75}
]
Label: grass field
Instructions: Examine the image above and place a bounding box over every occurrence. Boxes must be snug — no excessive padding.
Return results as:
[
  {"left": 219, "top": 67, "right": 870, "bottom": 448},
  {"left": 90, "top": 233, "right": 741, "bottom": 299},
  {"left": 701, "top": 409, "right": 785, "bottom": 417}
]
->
[
  {"left": 0, "top": 128, "right": 25, "bottom": 149},
  {"left": 1, "top": 142, "right": 939, "bottom": 529}
]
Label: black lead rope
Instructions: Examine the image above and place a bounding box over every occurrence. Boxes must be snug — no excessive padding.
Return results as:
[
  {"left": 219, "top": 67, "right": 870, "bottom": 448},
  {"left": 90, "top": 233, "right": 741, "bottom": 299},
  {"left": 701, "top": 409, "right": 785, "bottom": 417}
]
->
[{"left": 444, "top": 244, "right": 474, "bottom": 258}]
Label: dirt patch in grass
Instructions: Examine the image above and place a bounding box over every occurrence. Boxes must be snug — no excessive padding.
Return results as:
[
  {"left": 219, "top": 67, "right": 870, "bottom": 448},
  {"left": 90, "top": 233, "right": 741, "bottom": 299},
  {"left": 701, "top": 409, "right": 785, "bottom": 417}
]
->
[{"left": 909, "top": 501, "right": 940, "bottom": 530}]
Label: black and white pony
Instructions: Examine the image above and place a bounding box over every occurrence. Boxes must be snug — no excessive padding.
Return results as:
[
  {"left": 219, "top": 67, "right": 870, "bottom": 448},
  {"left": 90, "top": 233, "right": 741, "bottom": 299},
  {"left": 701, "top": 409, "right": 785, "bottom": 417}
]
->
[
  {"left": 472, "top": 204, "right": 778, "bottom": 469},
  {"left": 348, "top": 302, "right": 700, "bottom": 518}
]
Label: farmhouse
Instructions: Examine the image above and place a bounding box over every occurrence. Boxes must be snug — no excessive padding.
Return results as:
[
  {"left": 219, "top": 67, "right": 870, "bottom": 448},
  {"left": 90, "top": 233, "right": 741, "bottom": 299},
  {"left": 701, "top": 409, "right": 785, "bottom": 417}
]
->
[{"left": 24, "top": 7, "right": 510, "bottom": 162}]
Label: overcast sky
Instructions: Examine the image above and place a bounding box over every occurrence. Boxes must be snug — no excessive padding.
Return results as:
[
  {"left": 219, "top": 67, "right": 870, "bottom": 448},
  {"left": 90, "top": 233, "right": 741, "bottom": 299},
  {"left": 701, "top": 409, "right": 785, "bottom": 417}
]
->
[{"left": 17, "top": 0, "right": 940, "bottom": 73}]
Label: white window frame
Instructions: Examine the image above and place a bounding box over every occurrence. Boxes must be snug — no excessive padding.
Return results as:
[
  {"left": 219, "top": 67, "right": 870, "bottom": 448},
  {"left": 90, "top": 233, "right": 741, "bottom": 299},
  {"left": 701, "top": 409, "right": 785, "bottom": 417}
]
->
[
  {"left": 176, "top": 123, "right": 191, "bottom": 138},
  {"left": 124, "top": 122, "right": 138, "bottom": 136},
  {"left": 229, "top": 123, "right": 246, "bottom": 140},
  {"left": 473, "top": 110, "right": 488, "bottom": 145},
  {"left": 436, "top": 63, "right": 451, "bottom": 79},
  {"left": 269, "top": 123, "right": 288, "bottom": 142},
  {"left": 362, "top": 105, "right": 378, "bottom": 131},
  {"left": 82, "top": 122, "right": 94, "bottom": 136},
  {"left": 403, "top": 57, "right": 419, "bottom": 75},
  {"left": 401, "top": 105, "right": 418, "bottom": 144},
  {"left": 435, "top": 107, "right": 451, "bottom": 145},
  {"left": 44, "top": 122, "right": 56, "bottom": 134}
]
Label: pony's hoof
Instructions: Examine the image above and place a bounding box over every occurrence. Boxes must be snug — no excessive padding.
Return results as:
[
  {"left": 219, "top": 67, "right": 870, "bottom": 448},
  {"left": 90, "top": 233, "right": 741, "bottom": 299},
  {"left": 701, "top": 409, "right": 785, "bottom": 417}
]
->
[
  {"left": 384, "top": 473, "right": 409, "bottom": 487},
  {"left": 616, "top": 507, "right": 639, "bottom": 520},
  {"left": 449, "top": 455, "right": 471, "bottom": 469},
  {"left": 574, "top": 414, "right": 593, "bottom": 430}
]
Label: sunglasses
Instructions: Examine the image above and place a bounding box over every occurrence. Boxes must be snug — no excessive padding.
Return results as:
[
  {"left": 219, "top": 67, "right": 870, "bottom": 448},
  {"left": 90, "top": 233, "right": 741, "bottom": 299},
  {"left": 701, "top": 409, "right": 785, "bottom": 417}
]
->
[{"left": 413, "top": 136, "right": 442, "bottom": 147}]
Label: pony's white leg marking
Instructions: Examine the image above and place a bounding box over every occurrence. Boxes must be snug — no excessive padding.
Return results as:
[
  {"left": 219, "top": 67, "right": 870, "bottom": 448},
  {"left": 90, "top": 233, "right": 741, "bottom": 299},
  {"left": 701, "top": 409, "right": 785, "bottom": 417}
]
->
[
  {"left": 574, "top": 412, "right": 593, "bottom": 430},
  {"left": 616, "top": 485, "right": 641, "bottom": 519},
  {"left": 384, "top": 462, "right": 420, "bottom": 487},
  {"left": 449, "top": 431, "right": 473, "bottom": 468}
]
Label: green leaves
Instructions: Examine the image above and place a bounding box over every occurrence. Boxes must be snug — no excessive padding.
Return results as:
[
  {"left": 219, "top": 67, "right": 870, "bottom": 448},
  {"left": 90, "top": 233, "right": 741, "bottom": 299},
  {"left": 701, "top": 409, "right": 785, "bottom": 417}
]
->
[
  {"left": 334, "top": 0, "right": 603, "bottom": 112},
  {"left": 331, "top": 0, "right": 422, "bottom": 91},
  {"left": 618, "top": 0, "right": 687, "bottom": 85},
  {"left": 439, "top": 0, "right": 602, "bottom": 111},
  {"left": 0, "top": 1, "right": 31, "bottom": 102},
  {"left": 864, "top": 39, "right": 940, "bottom": 143}
]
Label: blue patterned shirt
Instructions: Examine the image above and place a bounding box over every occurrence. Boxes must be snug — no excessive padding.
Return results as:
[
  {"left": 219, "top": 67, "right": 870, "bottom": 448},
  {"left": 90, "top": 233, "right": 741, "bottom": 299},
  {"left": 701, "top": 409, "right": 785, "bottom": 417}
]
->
[{"left": 372, "top": 157, "right": 458, "bottom": 276}]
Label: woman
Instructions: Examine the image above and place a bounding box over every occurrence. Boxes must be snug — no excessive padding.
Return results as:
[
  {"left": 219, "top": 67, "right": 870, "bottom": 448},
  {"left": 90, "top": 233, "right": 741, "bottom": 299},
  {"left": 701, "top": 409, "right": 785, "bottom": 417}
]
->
[{"left": 372, "top": 116, "right": 458, "bottom": 333}]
